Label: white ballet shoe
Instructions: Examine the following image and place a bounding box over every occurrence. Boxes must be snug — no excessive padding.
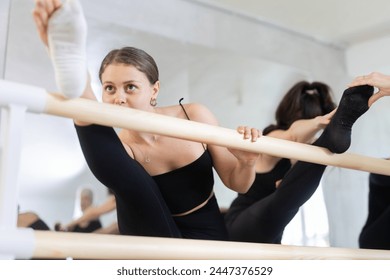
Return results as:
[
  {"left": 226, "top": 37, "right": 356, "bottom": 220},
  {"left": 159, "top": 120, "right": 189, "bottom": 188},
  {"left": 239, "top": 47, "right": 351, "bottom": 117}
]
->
[{"left": 48, "top": 0, "right": 87, "bottom": 99}]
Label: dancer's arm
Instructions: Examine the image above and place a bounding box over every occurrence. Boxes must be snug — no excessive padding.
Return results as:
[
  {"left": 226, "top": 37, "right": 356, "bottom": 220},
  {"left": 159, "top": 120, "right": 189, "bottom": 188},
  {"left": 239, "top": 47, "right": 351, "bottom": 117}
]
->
[
  {"left": 349, "top": 72, "right": 390, "bottom": 106},
  {"left": 269, "top": 109, "right": 336, "bottom": 144},
  {"left": 184, "top": 103, "right": 260, "bottom": 193}
]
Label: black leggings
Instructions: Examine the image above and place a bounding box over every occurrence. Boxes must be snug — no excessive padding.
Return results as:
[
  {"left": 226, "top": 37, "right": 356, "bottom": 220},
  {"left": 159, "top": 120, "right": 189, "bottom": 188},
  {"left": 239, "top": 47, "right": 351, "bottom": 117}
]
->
[
  {"left": 75, "top": 124, "right": 227, "bottom": 240},
  {"left": 359, "top": 172, "right": 390, "bottom": 250},
  {"left": 225, "top": 141, "right": 326, "bottom": 243}
]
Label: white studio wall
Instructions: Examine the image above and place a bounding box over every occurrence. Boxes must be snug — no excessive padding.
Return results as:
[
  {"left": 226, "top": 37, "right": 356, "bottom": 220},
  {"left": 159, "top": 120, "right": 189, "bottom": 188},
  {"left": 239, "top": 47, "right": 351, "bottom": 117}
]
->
[{"left": 346, "top": 36, "right": 390, "bottom": 77}]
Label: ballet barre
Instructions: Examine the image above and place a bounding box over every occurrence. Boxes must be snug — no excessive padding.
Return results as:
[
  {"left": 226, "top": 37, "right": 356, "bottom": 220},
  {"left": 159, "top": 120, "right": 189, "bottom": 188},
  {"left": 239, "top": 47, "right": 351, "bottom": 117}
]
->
[
  {"left": 1, "top": 228, "right": 390, "bottom": 259},
  {"left": 3, "top": 79, "right": 389, "bottom": 176}
]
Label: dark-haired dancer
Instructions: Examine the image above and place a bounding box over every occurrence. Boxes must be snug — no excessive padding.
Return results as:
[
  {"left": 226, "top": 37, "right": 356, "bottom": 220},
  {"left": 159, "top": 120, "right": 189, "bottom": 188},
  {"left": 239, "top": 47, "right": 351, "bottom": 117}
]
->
[{"left": 225, "top": 83, "right": 374, "bottom": 243}]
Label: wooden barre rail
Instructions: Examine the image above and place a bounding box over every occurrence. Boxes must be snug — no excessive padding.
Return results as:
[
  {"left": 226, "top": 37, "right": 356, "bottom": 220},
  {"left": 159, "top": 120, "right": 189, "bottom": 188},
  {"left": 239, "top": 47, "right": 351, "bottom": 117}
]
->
[
  {"left": 1, "top": 81, "right": 390, "bottom": 260},
  {"left": 33, "top": 230, "right": 390, "bottom": 260},
  {"left": 44, "top": 94, "right": 390, "bottom": 176}
]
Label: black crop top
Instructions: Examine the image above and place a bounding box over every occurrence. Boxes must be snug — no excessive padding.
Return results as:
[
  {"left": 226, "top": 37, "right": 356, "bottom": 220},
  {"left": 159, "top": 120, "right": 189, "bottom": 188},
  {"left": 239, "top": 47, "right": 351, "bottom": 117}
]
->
[
  {"left": 240, "top": 124, "right": 292, "bottom": 199},
  {"left": 370, "top": 172, "right": 390, "bottom": 187},
  {"left": 153, "top": 150, "right": 214, "bottom": 215},
  {"left": 242, "top": 158, "right": 291, "bottom": 200}
]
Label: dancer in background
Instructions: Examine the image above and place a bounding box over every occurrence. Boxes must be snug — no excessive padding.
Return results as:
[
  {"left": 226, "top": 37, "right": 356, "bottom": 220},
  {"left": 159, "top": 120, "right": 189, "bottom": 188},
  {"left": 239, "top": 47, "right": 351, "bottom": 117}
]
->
[
  {"left": 57, "top": 189, "right": 117, "bottom": 234},
  {"left": 225, "top": 81, "right": 338, "bottom": 243},
  {"left": 18, "top": 206, "right": 50, "bottom": 231},
  {"left": 359, "top": 168, "right": 390, "bottom": 250}
]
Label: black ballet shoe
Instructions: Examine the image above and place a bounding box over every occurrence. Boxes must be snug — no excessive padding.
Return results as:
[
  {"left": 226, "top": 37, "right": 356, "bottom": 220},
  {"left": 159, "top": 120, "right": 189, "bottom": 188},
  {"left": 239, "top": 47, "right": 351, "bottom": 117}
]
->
[{"left": 318, "top": 85, "right": 374, "bottom": 153}]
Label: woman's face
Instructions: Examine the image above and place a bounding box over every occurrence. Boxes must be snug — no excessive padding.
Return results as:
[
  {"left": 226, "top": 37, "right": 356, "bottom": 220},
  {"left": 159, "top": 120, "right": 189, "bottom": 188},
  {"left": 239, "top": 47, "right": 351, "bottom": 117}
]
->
[
  {"left": 101, "top": 63, "right": 159, "bottom": 110},
  {"left": 80, "top": 192, "right": 92, "bottom": 212}
]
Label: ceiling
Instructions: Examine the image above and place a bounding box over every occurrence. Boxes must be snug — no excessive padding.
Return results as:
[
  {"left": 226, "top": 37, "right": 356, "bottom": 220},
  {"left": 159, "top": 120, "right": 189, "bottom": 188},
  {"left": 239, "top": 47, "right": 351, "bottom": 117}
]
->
[{"left": 192, "top": 0, "right": 390, "bottom": 47}]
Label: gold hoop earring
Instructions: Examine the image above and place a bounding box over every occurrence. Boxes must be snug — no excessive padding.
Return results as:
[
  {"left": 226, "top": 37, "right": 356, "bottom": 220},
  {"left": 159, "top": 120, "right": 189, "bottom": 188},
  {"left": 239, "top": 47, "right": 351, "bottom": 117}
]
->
[{"left": 150, "top": 98, "right": 157, "bottom": 107}]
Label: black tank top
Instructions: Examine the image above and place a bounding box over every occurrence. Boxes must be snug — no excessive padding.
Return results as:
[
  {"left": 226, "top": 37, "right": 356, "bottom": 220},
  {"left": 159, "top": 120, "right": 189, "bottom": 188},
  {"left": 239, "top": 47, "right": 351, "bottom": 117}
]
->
[
  {"left": 243, "top": 124, "right": 292, "bottom": 199},
  {"left": 244, "top": 158, "right": 291, "bottom": 200},
  {"left": 370, "top": 173, "right": 390, "bottom": 187},
  {"left": 226, "top": 157, "right": 292, "bottom": 218},
  {"left": 153, "top": 99, "right": 213, "bottom": 215},
  {"left": 153, "top": 150, "right": 214, "bottom": 215}
]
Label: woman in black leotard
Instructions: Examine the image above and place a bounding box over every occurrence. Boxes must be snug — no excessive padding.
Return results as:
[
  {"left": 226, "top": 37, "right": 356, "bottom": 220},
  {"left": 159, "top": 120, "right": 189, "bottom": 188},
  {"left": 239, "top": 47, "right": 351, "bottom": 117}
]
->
[
  {"left": 349, "top": 72, "right": 390, "bottom": 250},
  {"left": 225, "top": 81, "right": 374, "bottom": 244},
  {"left": 33, "top": 0, "right": 260, "bottom": 241},
  {"left": 359, "top": 167, "right": 390, "bottom": 250}
]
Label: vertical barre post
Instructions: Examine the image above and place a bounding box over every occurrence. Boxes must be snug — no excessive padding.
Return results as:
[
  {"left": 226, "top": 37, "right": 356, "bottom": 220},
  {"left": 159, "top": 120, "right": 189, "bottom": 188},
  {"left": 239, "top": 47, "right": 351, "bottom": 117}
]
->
[
  {"left": 0, "top": 79, "right": 46, "bottom": 260},
  {"left": 0, "top": 105, "right": 27, "bottom": 258}
]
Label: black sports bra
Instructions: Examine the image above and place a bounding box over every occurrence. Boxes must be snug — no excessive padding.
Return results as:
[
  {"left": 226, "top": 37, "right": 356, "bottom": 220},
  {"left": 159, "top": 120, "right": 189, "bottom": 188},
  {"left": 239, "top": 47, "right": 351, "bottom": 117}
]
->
[
  {"left": 153, "top": 100, "right": 213, "bottom": 215},
  {"left": 244, "top": 158, "right": 291, "bottom": 199},
  {"left": 153, "top": 150, "right": 214, "bottom": 215}
]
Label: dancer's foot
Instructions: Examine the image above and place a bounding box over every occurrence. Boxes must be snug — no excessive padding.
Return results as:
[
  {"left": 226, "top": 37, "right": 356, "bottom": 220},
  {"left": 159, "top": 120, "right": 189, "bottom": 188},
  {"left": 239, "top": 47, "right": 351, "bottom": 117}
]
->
[
  {"left": 317, "top": 85, "right": 374, "bottom": 153},
  {"left": 48, "top": 0, "right": 87, "bottom": 98}
]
